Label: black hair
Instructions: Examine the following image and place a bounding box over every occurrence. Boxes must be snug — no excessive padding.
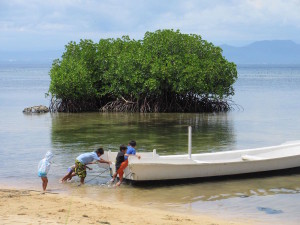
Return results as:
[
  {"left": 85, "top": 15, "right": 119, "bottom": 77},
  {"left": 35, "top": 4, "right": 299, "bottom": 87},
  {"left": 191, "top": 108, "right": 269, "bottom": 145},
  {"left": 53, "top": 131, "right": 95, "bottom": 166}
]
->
[
  {"left": 95, "top": 147, "right": 104, "bottom": 155},
  {"left": 129, "top": 140, "right": 136, "bottom": 147},
  {"left": 120, "top": 144, "right": 127, "bottom": 151}
]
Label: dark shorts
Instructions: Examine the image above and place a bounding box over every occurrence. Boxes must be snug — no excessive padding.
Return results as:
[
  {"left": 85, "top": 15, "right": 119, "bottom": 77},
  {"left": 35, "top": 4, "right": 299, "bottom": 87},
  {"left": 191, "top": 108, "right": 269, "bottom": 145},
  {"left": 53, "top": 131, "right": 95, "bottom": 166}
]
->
[{"left": 75, "top": 160, "right": 86, "bottom": 178}]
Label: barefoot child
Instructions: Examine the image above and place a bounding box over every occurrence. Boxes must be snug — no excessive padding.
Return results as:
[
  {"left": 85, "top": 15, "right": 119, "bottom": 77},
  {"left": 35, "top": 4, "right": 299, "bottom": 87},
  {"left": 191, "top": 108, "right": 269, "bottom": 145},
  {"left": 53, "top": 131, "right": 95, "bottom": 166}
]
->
[
  {"left": 111, "top": 141, "right": 141, "bottom": 186},
  {"left": 75, "top": 147, "right": 111, "bottom": 184},
  {"left": 61, "top": 165, "right": 76, "bottom": 182},
  {"left": 60, "top": 164, "right": 93, "bottom": 182},
  {"left": 38, "top": 151, "right": 53, "bottom": 192},
  {"left": 110, "top": 145, "right": 127, "bottom": 185}
]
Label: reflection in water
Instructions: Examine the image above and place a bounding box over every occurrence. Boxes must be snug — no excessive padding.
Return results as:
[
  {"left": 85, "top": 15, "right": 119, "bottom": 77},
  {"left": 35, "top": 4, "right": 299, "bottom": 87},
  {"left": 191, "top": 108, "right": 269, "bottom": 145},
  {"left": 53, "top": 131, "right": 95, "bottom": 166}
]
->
[
  {"left": 74, "top": 172, "right": 300, "bottom": 204},
  {"left": 50, "top": 112, "right": 235, "bottom": 155}
]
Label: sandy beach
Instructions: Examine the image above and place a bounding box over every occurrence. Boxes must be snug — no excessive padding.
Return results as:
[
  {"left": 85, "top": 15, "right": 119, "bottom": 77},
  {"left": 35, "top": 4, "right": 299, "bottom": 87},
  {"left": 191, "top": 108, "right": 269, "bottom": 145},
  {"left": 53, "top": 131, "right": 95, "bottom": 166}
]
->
[{"left": 0, "top": 187, "right": 256, "bottom": 225}]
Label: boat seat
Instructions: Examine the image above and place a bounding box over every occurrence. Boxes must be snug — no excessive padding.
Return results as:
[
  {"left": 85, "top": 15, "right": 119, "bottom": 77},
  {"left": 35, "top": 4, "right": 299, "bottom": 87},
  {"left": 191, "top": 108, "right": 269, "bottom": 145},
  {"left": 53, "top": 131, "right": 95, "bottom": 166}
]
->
[{"left": 241, "top": 155, "right": 264, "bottom": 161}]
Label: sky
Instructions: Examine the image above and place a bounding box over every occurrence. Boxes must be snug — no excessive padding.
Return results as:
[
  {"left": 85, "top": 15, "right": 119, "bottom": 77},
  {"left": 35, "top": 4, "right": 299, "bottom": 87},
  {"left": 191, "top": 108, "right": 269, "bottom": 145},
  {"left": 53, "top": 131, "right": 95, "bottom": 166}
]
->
[{"left": 1, "top": 0, "right": 300, "bottom": 51}]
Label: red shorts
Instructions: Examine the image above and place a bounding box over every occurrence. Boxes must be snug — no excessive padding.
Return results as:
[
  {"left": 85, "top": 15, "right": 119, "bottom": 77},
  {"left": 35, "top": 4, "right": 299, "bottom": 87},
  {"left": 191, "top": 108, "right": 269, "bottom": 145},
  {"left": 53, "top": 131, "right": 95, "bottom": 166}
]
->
[{"left": 117, "top": 159, "right": 128, "bottom": 180}]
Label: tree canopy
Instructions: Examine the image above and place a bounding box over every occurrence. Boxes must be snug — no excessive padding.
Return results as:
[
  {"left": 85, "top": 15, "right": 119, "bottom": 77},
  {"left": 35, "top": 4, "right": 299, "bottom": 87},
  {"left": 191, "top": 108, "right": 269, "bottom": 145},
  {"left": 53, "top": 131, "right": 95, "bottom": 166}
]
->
[{"left": 49, "top": 29, "right": 237, "bottom": 113}]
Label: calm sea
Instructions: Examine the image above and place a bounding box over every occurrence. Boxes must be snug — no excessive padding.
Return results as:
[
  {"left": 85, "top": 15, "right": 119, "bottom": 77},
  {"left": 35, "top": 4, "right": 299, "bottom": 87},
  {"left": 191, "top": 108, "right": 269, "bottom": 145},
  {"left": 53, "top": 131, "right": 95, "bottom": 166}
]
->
[{"left": 1, "top": 63, "right": 300, "bottom": 224}]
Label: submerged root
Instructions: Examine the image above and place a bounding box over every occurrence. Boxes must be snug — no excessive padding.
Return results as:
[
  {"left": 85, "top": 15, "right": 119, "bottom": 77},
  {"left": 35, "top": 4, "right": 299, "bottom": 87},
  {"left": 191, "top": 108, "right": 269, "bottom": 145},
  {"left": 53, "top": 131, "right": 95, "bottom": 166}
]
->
[
  {"left": 49, "top": 97, "right": 101, "bottom": 113},
  {"left": 49, "top": 95, "right": 236, "bottom": 113},
  {"left": 100, "top": 97, "right": 233, "bottom": 113}
]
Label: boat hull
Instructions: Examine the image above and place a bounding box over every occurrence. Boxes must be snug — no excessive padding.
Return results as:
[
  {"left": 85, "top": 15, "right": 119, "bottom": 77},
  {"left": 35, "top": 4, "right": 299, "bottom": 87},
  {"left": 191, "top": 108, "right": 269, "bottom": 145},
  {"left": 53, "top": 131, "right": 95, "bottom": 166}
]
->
[
  {"left": 104, "top": 141, "right": 300, "bottom": 181},
  {"left": 127, "top": 154, "right": 300, "bottom": 181}
]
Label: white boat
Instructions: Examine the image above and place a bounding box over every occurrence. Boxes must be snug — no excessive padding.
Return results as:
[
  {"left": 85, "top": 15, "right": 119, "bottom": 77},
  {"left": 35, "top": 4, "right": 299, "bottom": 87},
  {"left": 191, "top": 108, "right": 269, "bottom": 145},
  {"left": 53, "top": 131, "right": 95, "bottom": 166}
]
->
[
  {"left": 104, "top": 140, "right": 300, "bottom": 182},
  {"left": 102, "top": 128, "right": 300, "bottom": 182}
]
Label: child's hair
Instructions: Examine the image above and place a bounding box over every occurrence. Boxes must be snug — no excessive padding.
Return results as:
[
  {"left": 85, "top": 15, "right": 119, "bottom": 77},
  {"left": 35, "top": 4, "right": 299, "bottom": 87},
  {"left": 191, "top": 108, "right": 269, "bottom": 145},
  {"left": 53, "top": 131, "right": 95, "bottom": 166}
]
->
[
  {"left": 129, "top": 140, "right": 136, "bottom": 147},
  {"left": 120, "top": 144, "right": 127, "bottom": 151},
  {"left": 95, "top": 147, "right": 104, "bottom": 155}
]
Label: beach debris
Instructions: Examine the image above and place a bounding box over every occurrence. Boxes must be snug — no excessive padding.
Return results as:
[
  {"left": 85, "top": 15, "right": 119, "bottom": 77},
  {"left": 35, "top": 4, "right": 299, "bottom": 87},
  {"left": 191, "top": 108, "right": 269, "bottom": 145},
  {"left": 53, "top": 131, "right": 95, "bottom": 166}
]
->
[
  {"left": 239, "top": 195, "right": 249, "bottom": 198},
  {"left": 97, "top": 221, "right": 110, "bottom": 224},
  {"left": 257, "top": 207, "right": 283, "bottom": 214},
  {"left": 23, "top": 105, "right": 49, "bottom": 113}
]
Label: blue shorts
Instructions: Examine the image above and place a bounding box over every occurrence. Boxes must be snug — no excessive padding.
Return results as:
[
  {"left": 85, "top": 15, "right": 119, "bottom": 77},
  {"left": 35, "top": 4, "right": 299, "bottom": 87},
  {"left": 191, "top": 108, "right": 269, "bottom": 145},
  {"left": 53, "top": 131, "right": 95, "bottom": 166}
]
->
[
  {"left": 38, "top": 171, "right": 47, "bottom": 177},
  {"left": 67, "top": 167, "right": 73, "bottom": 173}
]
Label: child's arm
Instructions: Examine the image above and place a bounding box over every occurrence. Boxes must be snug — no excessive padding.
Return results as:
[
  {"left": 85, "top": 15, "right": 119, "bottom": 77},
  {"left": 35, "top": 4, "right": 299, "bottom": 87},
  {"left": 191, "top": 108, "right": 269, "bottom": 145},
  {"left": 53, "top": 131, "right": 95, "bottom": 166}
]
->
[
  {"left": 125, "top": 153, "right": 141, "bottom": 159},
  {"left": 85, "top": 165, "right": 92, "bottom": 170},
  {"left": 97, "top": 158, "right": 111, "bottom": 164}
]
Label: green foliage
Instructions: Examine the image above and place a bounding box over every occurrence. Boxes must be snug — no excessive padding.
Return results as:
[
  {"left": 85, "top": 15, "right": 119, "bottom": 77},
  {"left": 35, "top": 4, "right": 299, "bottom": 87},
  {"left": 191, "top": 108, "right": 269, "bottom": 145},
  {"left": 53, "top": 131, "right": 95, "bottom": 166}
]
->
[
  {"left": 49, "top": 40, "right": 99, "bottom": 100},
  {"left": 49, "top": 29, "right": 237, "bottom": 112}
]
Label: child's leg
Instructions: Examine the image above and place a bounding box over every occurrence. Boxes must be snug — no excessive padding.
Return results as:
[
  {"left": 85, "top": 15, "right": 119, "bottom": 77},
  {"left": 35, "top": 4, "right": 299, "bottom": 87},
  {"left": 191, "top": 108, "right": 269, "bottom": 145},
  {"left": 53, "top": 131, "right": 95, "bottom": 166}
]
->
[
  {"left": 116, "top": 160, "right": 128, "bottom": 180},
  {"left": 41, "top": 177, "right": 48, "bottom": 191},
  {"left": 62, "top": 169, "right": 74, "bottom": 182},
  {"left": 110, "top": 172, "right": 117, "bottom": 182},
  {"left": 116, "top": 170, "right": 124, "bottom": 186},
  {"left": 61, "top": 173, "right": 69, "bottom": 182},
  {"left": 115, "top": 160, "right": 128, "bottom": 186},
  {"left": 75, "top": 161, "right": 86, "bottom": 185},
  {"left": 80, "top": 177, "right": 85, "bottom": 184},
  {"left": 119, "top": 160, "right": 128, "bottom": 171},
  {"left": 68, "top": 172, "right": 76, "bottom": 181}
]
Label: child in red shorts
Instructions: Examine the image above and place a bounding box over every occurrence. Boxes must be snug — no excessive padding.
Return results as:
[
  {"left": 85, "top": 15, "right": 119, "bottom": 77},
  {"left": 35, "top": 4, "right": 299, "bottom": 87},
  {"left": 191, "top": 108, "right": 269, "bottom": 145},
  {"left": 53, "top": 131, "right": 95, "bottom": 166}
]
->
[
  {"left": 111, "top": 141, "right": 141, "bottom": 186},
  {"left": 110, "top": 145, "right": 127, "bottom": 186}
]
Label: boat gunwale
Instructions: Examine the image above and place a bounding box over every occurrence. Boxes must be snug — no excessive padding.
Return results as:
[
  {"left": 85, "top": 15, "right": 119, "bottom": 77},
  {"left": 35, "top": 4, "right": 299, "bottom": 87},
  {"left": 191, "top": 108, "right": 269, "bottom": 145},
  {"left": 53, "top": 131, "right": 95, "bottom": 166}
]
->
[
  {"left": 159, "top": 141, "right": 300, "bottom": 158},
  {"left": 129, "top": 153, "right": 300, "bottom": 166},
  {"left": 127, "top": 142, "right": 300, "bottom": 166}
]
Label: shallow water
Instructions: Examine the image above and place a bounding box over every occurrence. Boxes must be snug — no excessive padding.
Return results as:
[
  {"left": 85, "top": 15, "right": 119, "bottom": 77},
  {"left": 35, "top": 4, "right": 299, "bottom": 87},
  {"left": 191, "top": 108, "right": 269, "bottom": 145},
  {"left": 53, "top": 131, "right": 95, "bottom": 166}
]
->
[{"left": 1, "top": 64, "right": 300, "bottom": 224}]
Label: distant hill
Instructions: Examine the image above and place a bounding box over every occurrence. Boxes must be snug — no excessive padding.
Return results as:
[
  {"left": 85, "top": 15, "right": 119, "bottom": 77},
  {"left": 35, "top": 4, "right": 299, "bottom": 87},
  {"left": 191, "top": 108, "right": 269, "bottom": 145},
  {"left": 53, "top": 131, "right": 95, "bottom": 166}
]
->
[{"left": 220, "top": 40, "right": 300, "bottom": 64}]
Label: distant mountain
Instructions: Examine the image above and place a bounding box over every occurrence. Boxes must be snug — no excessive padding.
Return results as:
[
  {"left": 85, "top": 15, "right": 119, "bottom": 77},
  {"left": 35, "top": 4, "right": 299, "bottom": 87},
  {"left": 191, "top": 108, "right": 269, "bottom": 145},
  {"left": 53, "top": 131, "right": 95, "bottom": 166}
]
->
[
  {"left": 220, "top": 40, "right": 300, "bottom": 64},
  {"left": 0, "top": 50, "right": 63, "bottom": 66},
  {"left": 1, "top": 41, "right": 300, "bottom": 66}
]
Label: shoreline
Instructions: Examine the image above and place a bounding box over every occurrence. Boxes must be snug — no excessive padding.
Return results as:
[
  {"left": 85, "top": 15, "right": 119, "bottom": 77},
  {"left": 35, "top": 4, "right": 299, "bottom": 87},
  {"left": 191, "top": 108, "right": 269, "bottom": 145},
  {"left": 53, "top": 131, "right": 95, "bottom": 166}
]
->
[{"left": 0, "top": 186, "right": 256, "bottom": 225}]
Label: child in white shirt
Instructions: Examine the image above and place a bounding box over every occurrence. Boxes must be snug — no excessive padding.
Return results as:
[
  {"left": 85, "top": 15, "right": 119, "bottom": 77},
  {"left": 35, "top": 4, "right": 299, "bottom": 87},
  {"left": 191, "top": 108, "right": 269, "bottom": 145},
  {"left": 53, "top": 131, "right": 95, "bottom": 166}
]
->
[{"left": 38, "top": 151, "right": 53, "bottom": 192}]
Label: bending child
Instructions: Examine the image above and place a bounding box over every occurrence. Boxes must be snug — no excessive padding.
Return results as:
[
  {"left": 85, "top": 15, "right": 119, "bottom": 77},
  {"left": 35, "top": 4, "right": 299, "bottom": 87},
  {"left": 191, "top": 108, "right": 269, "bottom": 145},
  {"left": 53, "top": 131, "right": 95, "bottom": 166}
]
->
[
  {"left": 60, "top": 164, "right": 93, "bottom": 183},
  {"left": 75, "top": 147, "right": 111, "bottom": 184}
]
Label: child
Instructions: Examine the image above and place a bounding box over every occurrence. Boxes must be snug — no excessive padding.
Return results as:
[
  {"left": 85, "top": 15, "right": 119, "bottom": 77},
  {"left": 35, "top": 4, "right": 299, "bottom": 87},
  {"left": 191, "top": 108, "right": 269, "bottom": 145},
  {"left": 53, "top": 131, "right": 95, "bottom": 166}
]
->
[
  {"left": 60, "top": 165, "right": 76, "bottom": 182},
  {"left": 74, "top": 147, "right": 111, "bottom": 184},
  {"left": 38, "top": 151, "right": 53, "bottom": 192},
  {"left": 60, "top": 164, "right": 93, "bottom": 183},
  {"left": 111, "top": 141, "right": 141, "bottom": 186},
  {"left": 110, "top": 145, "right": 127, "bottom": 185}
]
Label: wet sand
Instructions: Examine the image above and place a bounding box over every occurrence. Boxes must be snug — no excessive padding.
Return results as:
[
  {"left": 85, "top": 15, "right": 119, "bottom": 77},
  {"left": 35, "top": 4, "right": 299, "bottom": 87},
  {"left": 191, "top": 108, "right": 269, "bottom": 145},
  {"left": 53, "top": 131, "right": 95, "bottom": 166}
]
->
[{"left": 0, "top": 187, "right": 256, "bottom": 225}]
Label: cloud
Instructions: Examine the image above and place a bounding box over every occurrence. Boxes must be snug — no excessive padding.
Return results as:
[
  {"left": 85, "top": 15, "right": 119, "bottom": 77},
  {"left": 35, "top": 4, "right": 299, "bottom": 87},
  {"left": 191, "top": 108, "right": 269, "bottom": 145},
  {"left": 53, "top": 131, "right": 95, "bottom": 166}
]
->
[
  {"left": 167, "top": 0, "right": 300, "bottom": 43},
  {"left": 1, "top": 0, "right": 300, "bottom": 50}
]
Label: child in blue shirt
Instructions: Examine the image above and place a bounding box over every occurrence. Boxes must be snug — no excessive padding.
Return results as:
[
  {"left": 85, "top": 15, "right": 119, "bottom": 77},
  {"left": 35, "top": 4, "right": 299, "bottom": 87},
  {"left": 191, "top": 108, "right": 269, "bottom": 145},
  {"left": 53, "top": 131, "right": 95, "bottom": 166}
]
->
[{"left": 74, "top": 147, "right": 111, "bottom": 184}]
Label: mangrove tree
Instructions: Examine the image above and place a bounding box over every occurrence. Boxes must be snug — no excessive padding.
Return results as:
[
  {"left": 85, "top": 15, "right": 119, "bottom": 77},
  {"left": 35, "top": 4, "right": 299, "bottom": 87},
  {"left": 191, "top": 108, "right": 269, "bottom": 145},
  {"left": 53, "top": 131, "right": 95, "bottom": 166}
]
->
[{"left": 49, "top": 29, "right": 237, "bottom": 113}]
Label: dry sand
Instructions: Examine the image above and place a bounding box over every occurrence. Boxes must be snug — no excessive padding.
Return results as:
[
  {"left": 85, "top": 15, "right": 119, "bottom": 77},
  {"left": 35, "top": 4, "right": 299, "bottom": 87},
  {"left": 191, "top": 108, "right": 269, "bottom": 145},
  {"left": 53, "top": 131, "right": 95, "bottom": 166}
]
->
[{"left": 0, "top": 187, "right": 255, "bottom": 225}]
